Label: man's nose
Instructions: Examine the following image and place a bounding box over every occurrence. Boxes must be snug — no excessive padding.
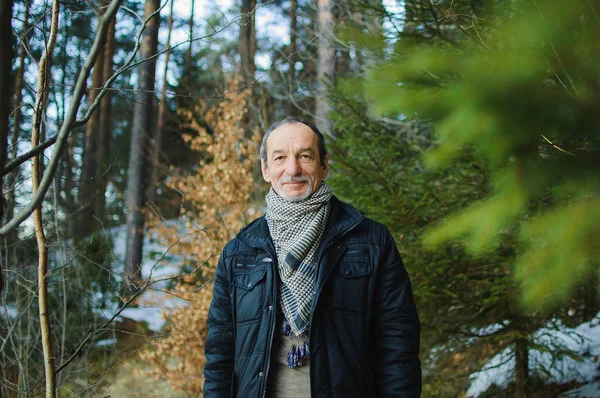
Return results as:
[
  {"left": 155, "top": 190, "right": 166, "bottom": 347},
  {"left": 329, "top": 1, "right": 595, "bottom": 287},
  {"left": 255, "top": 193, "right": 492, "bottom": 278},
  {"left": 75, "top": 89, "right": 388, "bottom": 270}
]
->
[{"left": 285, "top": 157, "right": 302, "bottom": 176}]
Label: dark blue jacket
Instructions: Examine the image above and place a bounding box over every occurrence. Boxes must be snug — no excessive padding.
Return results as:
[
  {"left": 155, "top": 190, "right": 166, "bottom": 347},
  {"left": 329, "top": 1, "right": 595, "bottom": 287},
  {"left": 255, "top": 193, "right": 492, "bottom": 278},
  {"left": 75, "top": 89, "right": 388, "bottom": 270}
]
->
[{"left": 204, "top": 196, "right": 421, "bottom": 397}]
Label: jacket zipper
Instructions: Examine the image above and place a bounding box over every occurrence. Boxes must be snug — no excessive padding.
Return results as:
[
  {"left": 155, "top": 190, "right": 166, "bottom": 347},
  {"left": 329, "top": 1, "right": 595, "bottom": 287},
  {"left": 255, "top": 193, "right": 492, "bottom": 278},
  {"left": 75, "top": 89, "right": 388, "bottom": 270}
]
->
[{"left": 260, "top": 242, "right": 277, "bottom": 398}]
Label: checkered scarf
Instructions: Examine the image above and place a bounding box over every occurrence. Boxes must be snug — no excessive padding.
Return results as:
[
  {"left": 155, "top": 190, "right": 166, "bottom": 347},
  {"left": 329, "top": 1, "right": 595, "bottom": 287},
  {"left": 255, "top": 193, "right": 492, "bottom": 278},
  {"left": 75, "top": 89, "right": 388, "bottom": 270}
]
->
[{"left": 265, "top": 182, "right": 332, "bottom": 336}]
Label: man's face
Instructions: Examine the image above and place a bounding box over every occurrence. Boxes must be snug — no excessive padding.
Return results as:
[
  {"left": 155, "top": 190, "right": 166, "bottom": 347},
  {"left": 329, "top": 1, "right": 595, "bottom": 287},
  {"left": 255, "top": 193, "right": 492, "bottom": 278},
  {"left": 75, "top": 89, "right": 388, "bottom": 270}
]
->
[{"left": 261, "top": 123, "right": 329, "bottom": 202}]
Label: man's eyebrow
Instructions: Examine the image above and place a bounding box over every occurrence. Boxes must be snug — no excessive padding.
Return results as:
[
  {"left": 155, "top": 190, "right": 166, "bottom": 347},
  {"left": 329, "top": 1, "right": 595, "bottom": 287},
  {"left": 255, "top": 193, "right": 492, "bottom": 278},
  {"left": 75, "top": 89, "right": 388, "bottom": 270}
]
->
[{"left": 270, "top": 147, "right": 315, "bottom": 157}]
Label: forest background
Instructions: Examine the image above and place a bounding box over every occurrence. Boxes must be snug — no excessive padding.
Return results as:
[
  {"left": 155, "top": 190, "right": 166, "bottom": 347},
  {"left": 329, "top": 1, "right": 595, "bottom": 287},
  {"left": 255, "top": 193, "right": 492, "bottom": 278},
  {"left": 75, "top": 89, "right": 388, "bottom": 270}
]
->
[{"left": 0, "top": 0, "right": 599, "bottom": 396}]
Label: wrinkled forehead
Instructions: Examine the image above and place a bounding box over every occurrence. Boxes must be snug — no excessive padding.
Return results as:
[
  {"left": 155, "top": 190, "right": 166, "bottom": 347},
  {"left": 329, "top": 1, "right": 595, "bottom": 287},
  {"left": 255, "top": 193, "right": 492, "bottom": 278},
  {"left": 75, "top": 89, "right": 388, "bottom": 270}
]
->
[{"left": 266, "top": 123, "right": 320, "bottom": 154}]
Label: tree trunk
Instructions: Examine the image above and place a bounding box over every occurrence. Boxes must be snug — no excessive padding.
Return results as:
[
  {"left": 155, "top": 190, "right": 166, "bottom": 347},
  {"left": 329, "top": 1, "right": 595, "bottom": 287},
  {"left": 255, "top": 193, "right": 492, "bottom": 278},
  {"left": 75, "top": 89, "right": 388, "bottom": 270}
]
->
[
  {"left": 9, "top": 0, "right": 29, "bottom": 163},
  {"left": 0, "top": 0, "right": 14, "bottom": 297},
  {"left": 185, "top": 0, "right": 194, "bottom": 75},
  {"left": 333, "top": 2, "right": 349, "bottom": 78},
  {"left": 178, "top": 0, "right": 194, "bottom": 101},
  {"left": 151, "top": 0, "right": 174, "bottom": 204},
  {"left": 125, "top": 0, "right": 160, "bottom": 292},
  {"left": 95, "top": 5, "right": 116, "bottom": 224},
  {"left": 239, "top": 0, "right": 256, "bottom": 82},
  {"left": 316, "top": 0, "right": 335, "bottom": 136},
  {"left": 0, "top": 0, "right": 14, "bottom": 224},
  {"left": 78, "top": 2, "right": 108, "bottom": 238},
  {"left": 60, "top": 36, "right": 80, "bottom": 237},
  {"left": 581, "top": 264, "right": 599, "bottom": 321},
  {"left": 515, "top": 335, "right": 529, "bottom": 398},
  {"left": 286, "top": 0, "right": 298, "bottom": 115},
  {"left": 335, "top": 48, "right": 350, "bottom": 78},
  {"left": 356, "top": 0, "right": 382, "bottom": 74},
  {"left": 238, "top": 0, "right": 257, "bottom": 136},
  {"left": 4, "top": 0, "right": 28, "bottom": 273}
]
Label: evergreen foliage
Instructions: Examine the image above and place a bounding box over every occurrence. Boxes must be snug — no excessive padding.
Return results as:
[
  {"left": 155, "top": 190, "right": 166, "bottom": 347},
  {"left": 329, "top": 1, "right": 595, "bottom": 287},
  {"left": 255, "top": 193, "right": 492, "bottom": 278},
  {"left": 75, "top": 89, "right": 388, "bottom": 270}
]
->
[
  {"left": 329, "top": 0, "right": 600, "bottom": 394},
  {"left": 327, "top": 89, "right": 521, "bottom": 396},
  {"left": 363, "top": 0, "right": 600, "bottom": 312}
]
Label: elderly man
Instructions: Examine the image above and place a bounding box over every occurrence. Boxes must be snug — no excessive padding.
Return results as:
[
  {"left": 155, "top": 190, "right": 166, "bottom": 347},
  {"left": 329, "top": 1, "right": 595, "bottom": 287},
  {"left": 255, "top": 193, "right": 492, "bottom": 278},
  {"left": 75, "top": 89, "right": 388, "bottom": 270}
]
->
[{"left": 203, "top": 117, "right": 421, "bottom": 397}]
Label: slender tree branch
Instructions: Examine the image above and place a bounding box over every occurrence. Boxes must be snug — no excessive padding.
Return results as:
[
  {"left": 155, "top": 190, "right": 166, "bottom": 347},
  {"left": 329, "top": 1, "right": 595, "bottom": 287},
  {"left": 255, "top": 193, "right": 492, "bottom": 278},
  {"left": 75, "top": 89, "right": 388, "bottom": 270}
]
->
[
  {"left": 0, "top": 0, "right": 123, "bottom": 237},
  {"left": 29, "top": 281, "right": 148, "bottom": 390},
  {"left": 431, "top": 1, "right": 495, "bottom": 55},
  {"left": 3, "top": 0, "right": 167, "bottom": 177},
  {"left": 532, "top": 0, "right": 578, "bottom": 95},
  {"left": 71, "top": 0, "right": 167, "bottom": 130},
  {"left": 3, "top": 135, "right": 57, "bottom": 176},
  {"left": 539, "top": 134, "right": 578, "bottom": 157},
  {"left": 586, "top": 0, "right": 600, "bottom": 27},
  {"left": 30, "top": 0, "right": 60, "bottom": 395},
  {"left": 73, "top": 0, "right": 281, "bottom": 120},
  {"left": 0, "top": 295, "right": 36, "bottom": 354}
]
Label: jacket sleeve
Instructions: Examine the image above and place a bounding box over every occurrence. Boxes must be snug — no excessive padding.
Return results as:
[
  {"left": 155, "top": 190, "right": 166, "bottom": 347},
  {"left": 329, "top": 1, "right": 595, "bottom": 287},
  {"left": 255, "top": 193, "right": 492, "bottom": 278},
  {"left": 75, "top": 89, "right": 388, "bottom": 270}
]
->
[
  {"left": 374, "top": 229, "right": 422, "bottom": 397},
  {"left": 203, "top": 252, "right": 235, "bottom": 397}
]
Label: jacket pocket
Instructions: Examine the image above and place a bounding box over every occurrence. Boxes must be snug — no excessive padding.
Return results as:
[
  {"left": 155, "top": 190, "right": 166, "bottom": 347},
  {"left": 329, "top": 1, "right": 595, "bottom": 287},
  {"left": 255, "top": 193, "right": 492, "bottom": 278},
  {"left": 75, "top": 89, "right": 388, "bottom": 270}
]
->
[
  {"left": 233, "top": 268, "right": 267, "bottom": 324},
  {"left": 335, "top": 259, "right": 371, "bottom": 278},
  {"left": 331, "top": 254, "right": 372, "bottom": 315}
]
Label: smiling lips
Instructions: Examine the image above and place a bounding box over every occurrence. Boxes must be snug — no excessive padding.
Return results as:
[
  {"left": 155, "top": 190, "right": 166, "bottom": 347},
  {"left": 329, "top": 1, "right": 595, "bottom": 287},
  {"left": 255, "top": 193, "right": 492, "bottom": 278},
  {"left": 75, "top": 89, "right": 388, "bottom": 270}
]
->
[
  {"left": 284, "top": 181, "right": 306, "bottom": 186},
  {"left": 280, "top": 175, "right": 311, "bottom": 187}
]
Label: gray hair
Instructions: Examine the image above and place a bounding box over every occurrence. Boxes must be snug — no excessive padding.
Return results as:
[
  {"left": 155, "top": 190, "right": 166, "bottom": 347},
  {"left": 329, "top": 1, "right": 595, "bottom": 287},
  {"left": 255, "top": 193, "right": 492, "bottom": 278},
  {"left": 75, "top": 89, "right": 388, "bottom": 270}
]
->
[{"left": 260, "top": 117, "right": 327, "bottom": 165}]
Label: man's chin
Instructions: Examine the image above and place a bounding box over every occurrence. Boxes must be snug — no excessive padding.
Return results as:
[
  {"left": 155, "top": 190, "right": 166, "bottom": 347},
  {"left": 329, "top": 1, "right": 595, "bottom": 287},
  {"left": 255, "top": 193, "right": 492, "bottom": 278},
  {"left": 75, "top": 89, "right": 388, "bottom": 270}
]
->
[{"left": 279, "top": 186, "right": 312, "bottom": 202}]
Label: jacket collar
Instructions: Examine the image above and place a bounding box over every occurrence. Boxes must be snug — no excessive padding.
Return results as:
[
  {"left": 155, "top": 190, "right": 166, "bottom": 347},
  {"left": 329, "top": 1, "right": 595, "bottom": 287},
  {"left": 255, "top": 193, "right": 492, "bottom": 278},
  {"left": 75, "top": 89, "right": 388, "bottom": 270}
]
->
[{"left": 237, "top": 195, "right": 364, "bottom": 251}]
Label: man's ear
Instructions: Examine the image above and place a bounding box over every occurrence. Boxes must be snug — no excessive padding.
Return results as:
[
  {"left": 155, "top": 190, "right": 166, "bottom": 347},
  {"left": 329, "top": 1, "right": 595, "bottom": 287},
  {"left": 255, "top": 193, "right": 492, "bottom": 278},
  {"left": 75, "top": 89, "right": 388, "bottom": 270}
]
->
[
  {"left": 321, "top": 155, "right": 329, "bottom": 179},
  {"left": 261, "top": 160, "right": 271, "bottom": 182}
]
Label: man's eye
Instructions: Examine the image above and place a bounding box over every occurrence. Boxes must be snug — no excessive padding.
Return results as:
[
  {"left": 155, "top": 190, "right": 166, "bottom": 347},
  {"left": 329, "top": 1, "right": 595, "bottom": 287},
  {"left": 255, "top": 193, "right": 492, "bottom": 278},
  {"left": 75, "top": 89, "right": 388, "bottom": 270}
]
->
[
  {"left": 300, "top": 154, "right": 313, "bottom": 161},
  {"left": 274, "top": 156, "right": 285, "bottom": 162}
]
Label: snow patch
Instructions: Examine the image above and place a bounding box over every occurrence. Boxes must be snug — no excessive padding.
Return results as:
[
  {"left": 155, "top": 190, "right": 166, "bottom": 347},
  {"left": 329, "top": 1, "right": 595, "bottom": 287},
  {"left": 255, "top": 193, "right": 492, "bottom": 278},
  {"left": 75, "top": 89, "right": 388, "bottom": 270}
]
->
[
  {"left": 560, "top": 378, "right": 600, "bottom": 397},
  {"left": 95, "top": 337, "right": 118, "bottom": 347},
  {"left": 0, "top": 304, "right": 18, "bottom": 320},
  {"left": 98, "top": 220, "right": 195, "bottom": 332},
  {"left": 468, "top": 314, "right": 600, "bottom": 397}
]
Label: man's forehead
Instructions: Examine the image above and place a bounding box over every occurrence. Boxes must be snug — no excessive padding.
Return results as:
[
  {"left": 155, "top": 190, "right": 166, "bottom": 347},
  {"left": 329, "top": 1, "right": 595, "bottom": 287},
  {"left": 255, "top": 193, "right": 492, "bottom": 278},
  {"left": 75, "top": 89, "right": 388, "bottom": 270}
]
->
[{"left": 267, "top": 123, "right": 318, "bottom": 148}]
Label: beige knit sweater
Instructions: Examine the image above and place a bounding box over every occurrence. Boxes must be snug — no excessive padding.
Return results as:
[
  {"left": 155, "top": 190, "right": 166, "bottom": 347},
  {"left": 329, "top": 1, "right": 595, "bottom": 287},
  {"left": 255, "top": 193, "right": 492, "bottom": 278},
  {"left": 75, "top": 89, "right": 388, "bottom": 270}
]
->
[{"left": 266, "top": 329, "right": 311, "bottom": 397}]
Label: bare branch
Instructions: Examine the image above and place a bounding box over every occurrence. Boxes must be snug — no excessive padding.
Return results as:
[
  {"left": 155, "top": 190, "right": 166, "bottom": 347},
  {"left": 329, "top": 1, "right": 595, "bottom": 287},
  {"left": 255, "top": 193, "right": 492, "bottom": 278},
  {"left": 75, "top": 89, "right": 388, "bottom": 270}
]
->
[
  {"left": 30, "top": 0, "right": 61, "bottom": 394},
  {"left": 0, "top": 295, "right": 36, "bottom": 354},
  {"left": 430, "top": 0, "right": 496, "bottom": 55},
  {"left": 0, "top": 0, "right": 123, "bottom": 237},
  {"left": 3, "top": 135, "right": 57, "bottom": 176},
  {"left": 539, "top": 134, "right": 578, "bottom": 157},
  {"left": 71, "top": 0, "right": 168, "bottom": 130}
]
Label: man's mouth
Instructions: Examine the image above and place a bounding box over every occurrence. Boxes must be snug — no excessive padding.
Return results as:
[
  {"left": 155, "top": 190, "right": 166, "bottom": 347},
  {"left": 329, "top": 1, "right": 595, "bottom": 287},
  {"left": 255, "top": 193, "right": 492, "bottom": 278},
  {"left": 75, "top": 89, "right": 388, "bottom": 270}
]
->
[{"left": 282, "top": 178, "right": 308, "bottom": 186}]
